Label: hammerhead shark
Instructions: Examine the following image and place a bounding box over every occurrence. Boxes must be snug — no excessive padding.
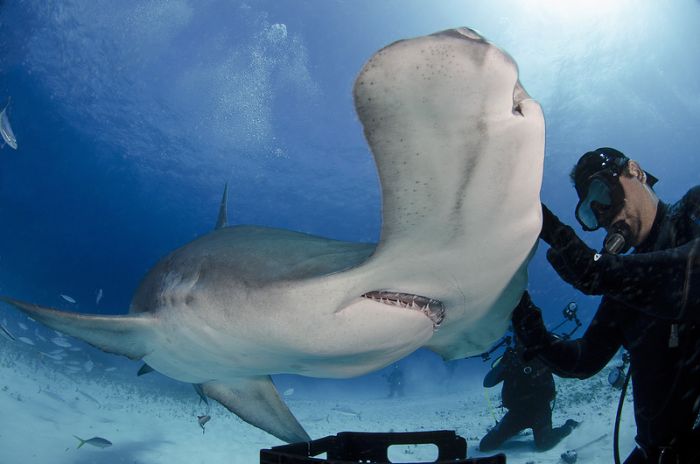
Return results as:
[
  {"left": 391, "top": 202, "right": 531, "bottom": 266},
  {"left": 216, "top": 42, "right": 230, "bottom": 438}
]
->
[{"left": 2, "top": 27, "right": 544, "bottom": 443}]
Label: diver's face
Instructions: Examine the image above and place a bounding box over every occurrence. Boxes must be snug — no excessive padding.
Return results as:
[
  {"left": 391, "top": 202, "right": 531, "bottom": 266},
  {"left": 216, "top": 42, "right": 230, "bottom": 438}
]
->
[{"left": 605, "top": 165, "right": 657, "bottom": 247}]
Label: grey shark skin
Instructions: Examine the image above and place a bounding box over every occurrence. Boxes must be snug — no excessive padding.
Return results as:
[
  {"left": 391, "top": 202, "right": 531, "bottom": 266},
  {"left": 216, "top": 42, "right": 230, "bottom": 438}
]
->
[{"left": 2, "top": 28, "right": 544, "bottom": 443}]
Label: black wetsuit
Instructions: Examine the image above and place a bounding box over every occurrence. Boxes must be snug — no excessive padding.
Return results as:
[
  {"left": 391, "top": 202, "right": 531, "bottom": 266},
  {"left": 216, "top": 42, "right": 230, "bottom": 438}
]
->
[
  {"left": 479, "top": 347, "right": 576, "bottom": 452},
  {"left": 531, "top": 186, "right": 700, "bottom": 463}
]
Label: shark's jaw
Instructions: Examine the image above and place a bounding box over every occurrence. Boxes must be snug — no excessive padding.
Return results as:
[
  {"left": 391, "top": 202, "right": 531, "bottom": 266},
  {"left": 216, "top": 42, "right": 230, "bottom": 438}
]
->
[{"left": 361, "top": 290, "right": 445, "bottom": 328}]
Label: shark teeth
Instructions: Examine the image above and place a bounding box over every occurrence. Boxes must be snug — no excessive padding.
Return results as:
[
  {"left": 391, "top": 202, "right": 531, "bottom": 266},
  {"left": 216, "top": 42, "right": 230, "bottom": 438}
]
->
[{"left": 361, "top": 291, "right": 445, "bottom": 328}]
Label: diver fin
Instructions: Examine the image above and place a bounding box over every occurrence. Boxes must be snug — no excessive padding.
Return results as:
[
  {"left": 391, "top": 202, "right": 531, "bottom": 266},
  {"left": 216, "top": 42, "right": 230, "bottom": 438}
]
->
[
  {"left": 137, "top": 363, "right": 155, "bottom": 376},
  {"left": 202, "top": 376, "right": 310, "bottom": 443},
  {"left": 0, "top": 296, "right": 155, "bottom": 360},
  {"left": 215, "top": 183, "right": 228, "bottom": 230}
]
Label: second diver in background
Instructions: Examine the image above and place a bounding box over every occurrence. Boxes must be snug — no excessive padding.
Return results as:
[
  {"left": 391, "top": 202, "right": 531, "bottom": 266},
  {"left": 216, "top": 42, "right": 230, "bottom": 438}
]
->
[{"left": 479, "top": 336, "right": 579, "bottom": 452}]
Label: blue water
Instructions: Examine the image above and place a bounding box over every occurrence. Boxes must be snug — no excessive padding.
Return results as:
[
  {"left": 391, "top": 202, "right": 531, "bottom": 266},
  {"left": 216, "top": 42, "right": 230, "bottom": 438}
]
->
[{"left": 1, "top": 0, "right": 699, "bottom": 457}]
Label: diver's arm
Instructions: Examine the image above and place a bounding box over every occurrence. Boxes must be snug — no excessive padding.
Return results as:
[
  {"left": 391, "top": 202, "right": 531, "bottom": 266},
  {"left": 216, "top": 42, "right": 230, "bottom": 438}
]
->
[
  {"left": 592, "top": 187, "right": 700, "bottom": 320},
  {"left": 482, "top": 357, "right": 506, "bottom": 388},
  {"left": 592, "top": 238, "right": 700, "bottom": 320},
  {"left": 512, "top": 292, "right": 622, "bottom": 379},
  {"left": 541, "top": 199, "right": 700, "bottom": 321}
]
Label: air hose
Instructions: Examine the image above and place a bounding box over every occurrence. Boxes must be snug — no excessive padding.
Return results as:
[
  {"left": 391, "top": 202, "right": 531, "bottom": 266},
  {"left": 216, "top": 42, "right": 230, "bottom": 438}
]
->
[{"left": 613, "top": 366, "right": 632, "bottom": 464}]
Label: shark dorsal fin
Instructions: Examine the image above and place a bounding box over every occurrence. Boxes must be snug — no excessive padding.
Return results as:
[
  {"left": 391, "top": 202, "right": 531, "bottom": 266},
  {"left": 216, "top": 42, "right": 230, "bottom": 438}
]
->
[{"left": 215, "top": 183, "right": 229, "bottom": 230}]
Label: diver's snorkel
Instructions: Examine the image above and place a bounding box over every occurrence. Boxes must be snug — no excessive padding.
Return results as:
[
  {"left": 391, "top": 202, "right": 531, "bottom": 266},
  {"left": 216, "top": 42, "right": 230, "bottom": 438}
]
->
[{"left": 603, "top": 220, "right": 633, "bottom": 255}]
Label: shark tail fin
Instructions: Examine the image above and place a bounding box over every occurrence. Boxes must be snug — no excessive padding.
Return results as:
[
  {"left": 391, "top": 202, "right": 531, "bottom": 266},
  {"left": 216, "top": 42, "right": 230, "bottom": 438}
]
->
[
  {"left": 202, "top": 376, "right": 310, "bottom": 443},
  {"left": 215, "top": 182, "right": 228, "bottom": 230},
  {"left": 73, "top": 435, "right": 86, "bottom": 449},
  {"left": 1, "top": 296, "right": 155, "bottom": 360}
]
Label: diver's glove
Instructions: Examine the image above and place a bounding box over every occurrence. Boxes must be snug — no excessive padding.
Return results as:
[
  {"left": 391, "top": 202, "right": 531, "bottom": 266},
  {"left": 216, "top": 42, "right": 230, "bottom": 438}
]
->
[
  {"left": 539, "top": 203, "right": 568, "bottom": 247},
  {"left": 546, "top": 232, "right": 609, "bottom": 295},
  {"left": 540, "top": 203, "right": 582, "bottom": 250},
  {"left": 540, "top": 204, "right": 609, "bottom": 295},
  {"left": 511, "top": 291, "right": 550, "bottom": 361}
]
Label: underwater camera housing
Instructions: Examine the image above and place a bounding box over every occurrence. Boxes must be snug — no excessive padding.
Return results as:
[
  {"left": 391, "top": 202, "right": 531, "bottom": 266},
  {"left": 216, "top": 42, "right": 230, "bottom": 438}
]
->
[{"left": 260, "top": 430, "right": 506, "bottom": 463}]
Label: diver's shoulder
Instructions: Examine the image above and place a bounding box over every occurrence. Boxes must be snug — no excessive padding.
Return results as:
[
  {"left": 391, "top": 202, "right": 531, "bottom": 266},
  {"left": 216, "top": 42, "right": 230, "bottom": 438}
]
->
[{"left": 678, "top": 185, "right": 700, "bottom": 212}]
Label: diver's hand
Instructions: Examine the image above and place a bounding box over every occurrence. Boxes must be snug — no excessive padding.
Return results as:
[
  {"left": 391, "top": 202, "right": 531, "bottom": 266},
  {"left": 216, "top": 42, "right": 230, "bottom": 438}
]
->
[
  {"left": 546, "top": 231, "right": 608, "bottom": 295},
  {"left": 511, "top": 292, "right": 550, "bottom": 360},
  {"left": 540, "top": 203, "right": 569, "bottom": 247}
]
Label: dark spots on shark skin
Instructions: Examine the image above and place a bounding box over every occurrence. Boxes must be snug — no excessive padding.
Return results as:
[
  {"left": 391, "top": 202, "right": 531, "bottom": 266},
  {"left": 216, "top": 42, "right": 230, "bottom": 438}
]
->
[{"left": 186, "top": 295, "right": 195, "bottom": 305}]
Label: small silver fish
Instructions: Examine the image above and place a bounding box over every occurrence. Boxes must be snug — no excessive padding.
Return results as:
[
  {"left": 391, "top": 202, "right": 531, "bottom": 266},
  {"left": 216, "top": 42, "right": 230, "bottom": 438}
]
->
[
  {"left": 330, "top": 405, "right": 362, "bottom": 420},
  {"left": 73, "top": 435, "right": 112, "bottom": 449},
  {"left": 60, "top": 294, "right": 76, "bottom": 304},
  {"left": 18, "top": 322, "right": 27, "bottom": 331},
  {"left": 197, "top": 415, "right": 211, "bottom": 434},
  {"left": 0, "top": 99, "right": 17, "bottom": 150},
  {"left": 40, "top": 352, "right": 64, "bottom": 361},
  {"left": 83, "top": 360, "right": 94, "bottom": 372},
  {"left": 18, "top": 336, "right": 34, "bottom": 346},
  {"left": 77, "top": 389, "right": 101, "bottom": 406},
  {"left": 96, "top": 288, "right": 103, "bottom": 305},
  {"left": 0, "top": 322, "right": 15, "bottom": 341},
  {"left": 34, "top": 328, "right": 46, "bottom": 342},
  {"left": 51, "top": 337, "right": 72, "bottom": 348}
]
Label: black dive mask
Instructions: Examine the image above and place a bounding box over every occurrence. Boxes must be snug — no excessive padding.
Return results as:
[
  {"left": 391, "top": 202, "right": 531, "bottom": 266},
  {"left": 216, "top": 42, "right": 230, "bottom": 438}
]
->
[
  {"left": 573, "top": 147, "right": 658, "bottom": 232},
  {"left": 575, "top": 171, "right": 625, "bottom": 231},
  {"left": 573, "top": 149, "right": 630, "bottom": 231}
]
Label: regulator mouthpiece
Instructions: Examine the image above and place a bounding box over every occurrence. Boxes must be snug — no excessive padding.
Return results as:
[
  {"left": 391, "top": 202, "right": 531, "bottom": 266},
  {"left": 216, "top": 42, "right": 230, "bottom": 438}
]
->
[{"left": 603, "top": 220, "right": 632, "bottom": 255}]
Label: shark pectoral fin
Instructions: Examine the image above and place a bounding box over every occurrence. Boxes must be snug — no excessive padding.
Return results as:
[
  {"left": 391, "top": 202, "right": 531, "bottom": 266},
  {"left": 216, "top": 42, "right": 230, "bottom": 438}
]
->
[
  {"left": 137, "top": 363, "right": 155, "bottom": 376},
  {"left": 0, "top": 296, "right": 155, "bottom": 360},
  {"left": 201, "top": 377, "right": 310, "bottom": 444}
]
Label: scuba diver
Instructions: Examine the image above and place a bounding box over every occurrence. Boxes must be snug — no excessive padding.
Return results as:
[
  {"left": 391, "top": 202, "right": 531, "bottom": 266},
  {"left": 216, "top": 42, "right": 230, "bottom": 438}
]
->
[
  {"left": 479, "top": 335, "right": 579, "bottom": 452},
  {"left": 385, "top": 363, "right": 405, "bottom": 398},
  {"left": 512, "top": 147, "right": 700, "bottom": 463}
]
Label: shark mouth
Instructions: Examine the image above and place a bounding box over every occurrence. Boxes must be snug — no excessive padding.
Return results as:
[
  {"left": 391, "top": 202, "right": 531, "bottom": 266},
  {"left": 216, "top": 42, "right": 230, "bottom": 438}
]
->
[{"left": 362, "top": 291, "right": 445, "bottom": 328}]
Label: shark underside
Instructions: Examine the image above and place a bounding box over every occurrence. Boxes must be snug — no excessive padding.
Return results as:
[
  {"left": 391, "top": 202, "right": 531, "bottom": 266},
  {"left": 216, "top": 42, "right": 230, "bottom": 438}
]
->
[{"left": 2, "top": 27, "right": 544, "bottom": 443}]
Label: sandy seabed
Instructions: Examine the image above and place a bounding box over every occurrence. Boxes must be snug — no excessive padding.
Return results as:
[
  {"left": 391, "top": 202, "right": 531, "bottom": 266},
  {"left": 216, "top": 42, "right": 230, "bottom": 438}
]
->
[{"left": 0, "top": 322, "right": 636, "bottom": 464}]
